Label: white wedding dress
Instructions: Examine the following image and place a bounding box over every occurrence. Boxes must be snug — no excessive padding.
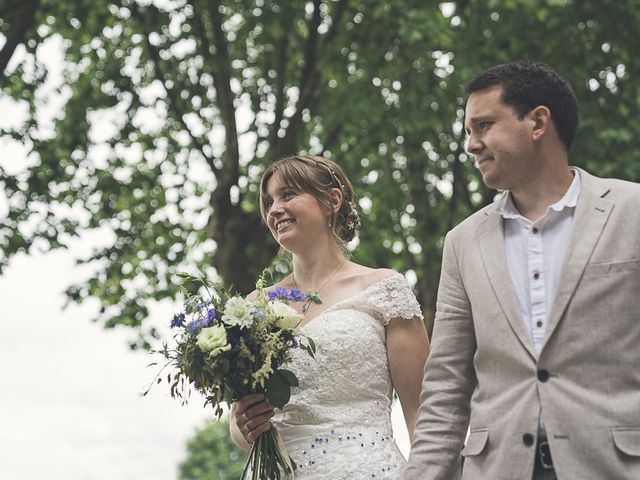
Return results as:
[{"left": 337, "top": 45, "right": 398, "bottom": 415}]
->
[{"left": 271, "top": 272, "right": 423, "bottom": 479}]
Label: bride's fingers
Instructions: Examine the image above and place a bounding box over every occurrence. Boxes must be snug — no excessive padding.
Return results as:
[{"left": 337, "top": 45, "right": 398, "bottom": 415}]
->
[
  {"left": 233, "top": 397, "right": 275, "bottom": 444},
  {"left": 244, "top": 409, "right": 275, "bottom": 433},
  {"left": 245, "top": 400, "right": 275, "bottom": 419},
  {"left": 246, "top": 419, "right": 272, "bottom": 444},
  {"left": 236, "top": 393, "right": 266, "bottom": 413},
  {"left": 234, "top": 396, "right": 262, "bottom": 423},
  {"left": 235, "top": 396, "right": 274, "bottom": 423}
]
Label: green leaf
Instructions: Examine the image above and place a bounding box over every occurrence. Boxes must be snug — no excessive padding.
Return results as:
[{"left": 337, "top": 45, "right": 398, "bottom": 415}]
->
[
  {"left": 278, "top": 369, "right": 299, "bottom": 387},
  {"left": 264, "top": 370, "right": 292, "bottom": 409},
  {"left": 307, "top": 337, "right": 316, "bottom": 356}
]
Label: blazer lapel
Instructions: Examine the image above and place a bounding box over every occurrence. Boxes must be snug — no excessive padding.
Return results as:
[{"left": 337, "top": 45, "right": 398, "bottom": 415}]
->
[
  {"left": 477, "top": 207, "right": 537, "bottom": 360},
  {"left": 542, "top": 172, "right": 614, "bottom": 349}
]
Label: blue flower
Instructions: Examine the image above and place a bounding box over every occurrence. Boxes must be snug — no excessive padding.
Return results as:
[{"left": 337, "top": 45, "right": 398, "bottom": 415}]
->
[
  {"left": 171, "top": 313, "right": 186, "bottom": 328},
  {"left": 267, "top": 287, "right": 289, "bottom": 301},
  {"left": 187, "top": 318, "right": 203, "bottom": 334},
  {"left": 267, "top": 287, "right": 307, "bottom": 302},
  {"left": 195, "top": 300, "right": 212, "bottom": 309},
  {"left": 204, "top": 308, "right": 217, "bottom": 327},
  {"left": 289, "top": 288, "right": 306, "bottom": 302},
  {"left": 190, "top": 309, "right": 217, "bottom": 331}
]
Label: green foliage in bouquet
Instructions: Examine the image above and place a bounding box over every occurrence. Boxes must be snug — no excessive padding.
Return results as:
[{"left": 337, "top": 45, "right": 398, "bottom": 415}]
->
[{"left": 144, "top": 269, "right": 318, "bottom": 479}]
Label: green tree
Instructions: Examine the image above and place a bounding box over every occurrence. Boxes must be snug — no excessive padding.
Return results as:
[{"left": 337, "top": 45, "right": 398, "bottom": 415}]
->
[
  {"left": 0, "top": 0, "right": 40, "bottom": 76},
  {"left": 2, "top": 0, "right": 640, "bottom": 341},
  {"left": 178, "top": 419, "right": 245, "bottom": 480}
]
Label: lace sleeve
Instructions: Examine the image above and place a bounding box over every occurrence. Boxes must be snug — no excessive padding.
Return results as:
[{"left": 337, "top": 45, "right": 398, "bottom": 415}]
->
[{"left": 368, "top": 272, "right": 424, "bottom": 325}]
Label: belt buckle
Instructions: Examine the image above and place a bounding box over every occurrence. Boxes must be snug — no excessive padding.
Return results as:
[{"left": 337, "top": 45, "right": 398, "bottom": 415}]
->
[{"left": 538, "top": 441, "right": 554, "bottom": 470}]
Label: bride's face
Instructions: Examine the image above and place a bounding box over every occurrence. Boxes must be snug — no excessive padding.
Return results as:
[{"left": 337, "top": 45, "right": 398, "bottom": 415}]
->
[{"left": 263, "top": 172, "right": 332, "bottom": 251}]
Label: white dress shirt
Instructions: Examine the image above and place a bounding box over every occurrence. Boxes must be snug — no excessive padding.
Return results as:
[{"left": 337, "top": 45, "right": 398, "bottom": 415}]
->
[
  {"left": 496, "top": 168, "right": 581, "bottom": 437},
  {"left": 496, "top": 168, "right": 581, "bottom": 355}
]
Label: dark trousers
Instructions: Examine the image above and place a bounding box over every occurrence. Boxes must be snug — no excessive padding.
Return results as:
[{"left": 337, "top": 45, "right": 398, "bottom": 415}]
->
[{"left": 532, "top": 439, "right": 557, "bottom": 480}]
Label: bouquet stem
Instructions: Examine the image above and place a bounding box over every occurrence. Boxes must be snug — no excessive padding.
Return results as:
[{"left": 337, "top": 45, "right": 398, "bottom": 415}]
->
[{"left": 241, "top": 426, "right": 295, "bottom": 480}]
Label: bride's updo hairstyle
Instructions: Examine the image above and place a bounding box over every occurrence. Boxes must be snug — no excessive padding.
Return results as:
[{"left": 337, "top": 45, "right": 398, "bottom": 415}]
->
[{"left": 259, "top": 155, "right": 361, "bottom": 244}]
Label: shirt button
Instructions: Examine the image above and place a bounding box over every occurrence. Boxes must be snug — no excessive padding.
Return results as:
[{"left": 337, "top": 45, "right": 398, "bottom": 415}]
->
[
  {"left": 532, "top": 227, "right": 539, "bottom": 234},
  {"left": 538, "top": 369, "right": 550, "bottom": 382},
  {"left": 522, "top": 433, "right": 535, "bottom": 446},
  {"left": 536, "top": 320, "right": 543, "bottom": 328},
  {"left": 533, "top": 272, "right": 540, "bottom": 280}
]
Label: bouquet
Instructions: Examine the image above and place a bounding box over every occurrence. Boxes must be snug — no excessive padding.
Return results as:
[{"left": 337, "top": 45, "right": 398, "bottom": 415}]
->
[{"left": 143, "top": 271, "right": 318, "bottom": 480}]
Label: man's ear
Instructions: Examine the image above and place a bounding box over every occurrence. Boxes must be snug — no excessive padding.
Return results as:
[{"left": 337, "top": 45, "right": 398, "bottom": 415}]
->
[{"left": 531, "top": 105, "right": 552, "bottom": 141}]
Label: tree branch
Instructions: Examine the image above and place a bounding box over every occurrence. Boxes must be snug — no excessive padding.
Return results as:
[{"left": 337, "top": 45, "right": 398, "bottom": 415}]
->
[
  {"left": 321, "top": 123, "right": 343, "bottom": 154},
  {"left": 0, "top": 0, "right": 25, "bottom": 18},
  {"left": 267, "top": 22, "right": 291, "bottom": 147},
  {"left": 322, "top": 0, "right": 348, "bottom": 44},
  {"left": 187, "top": 6, "right": 222, "bottom": 141},
  {"left": 208, "top": 0, "right": 240, "bottom": 177},
  {"left": 0, "top": 0, "right": 40, "bottom": 81},
  {"left": 271, "top": 0, "right": 323, "bottom": 159},
  {"left": 130, "top": 3, "right": 218, "bottom": 174},
  {"left": 295, "top": 0, "right": 323, "bottom": 111}
]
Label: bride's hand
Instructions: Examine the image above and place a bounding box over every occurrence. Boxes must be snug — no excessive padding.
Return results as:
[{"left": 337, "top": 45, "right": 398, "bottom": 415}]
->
[{"left": 232, "top": 394, "right": 275, "bottom": 445}]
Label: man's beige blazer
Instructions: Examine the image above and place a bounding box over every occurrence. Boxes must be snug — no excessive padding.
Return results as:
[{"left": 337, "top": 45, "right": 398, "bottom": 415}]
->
[{"left": 404, "top": 169, "right": 640, "bottom": 479}]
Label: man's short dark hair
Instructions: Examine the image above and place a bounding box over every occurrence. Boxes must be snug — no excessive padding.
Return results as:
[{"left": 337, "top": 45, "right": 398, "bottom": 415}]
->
[{"left": 464, "top": 60, "right": 579, "bottom": 150}]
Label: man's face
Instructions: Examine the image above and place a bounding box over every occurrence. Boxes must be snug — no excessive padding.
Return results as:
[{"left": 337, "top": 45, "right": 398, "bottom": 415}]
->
[{"left": 464, "top": 86, "right": 534, "bottom": 191}]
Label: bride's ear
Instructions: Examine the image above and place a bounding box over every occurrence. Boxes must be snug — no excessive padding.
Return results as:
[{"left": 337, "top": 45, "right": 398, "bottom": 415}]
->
[{"left": 328, "top": 187, "right": 343, "bottom": 215}]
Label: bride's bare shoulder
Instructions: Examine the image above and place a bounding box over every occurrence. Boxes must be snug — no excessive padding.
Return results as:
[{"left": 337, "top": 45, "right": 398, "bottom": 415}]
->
[{"left": 343, "top": 264, "right": 399, "bottom": 290}]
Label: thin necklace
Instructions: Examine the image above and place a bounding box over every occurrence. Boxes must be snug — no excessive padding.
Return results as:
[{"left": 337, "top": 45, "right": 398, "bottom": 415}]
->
[{"left": 292, "top": 260, "right": 346, "bottom": 313}]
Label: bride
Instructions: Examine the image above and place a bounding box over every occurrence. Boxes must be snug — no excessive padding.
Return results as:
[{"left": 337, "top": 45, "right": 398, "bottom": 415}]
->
[{"left": 229, "top": 155, "right": 430, "bottom": 478}]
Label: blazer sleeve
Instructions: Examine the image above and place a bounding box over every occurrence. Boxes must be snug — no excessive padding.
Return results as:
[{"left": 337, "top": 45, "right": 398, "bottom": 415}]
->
[{"left": 403, "top": 231, "right": 477, "bottom": 480}]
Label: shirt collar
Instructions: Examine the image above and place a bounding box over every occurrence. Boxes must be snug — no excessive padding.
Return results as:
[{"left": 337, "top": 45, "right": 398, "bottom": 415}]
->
[{"left": 496, "top": 167, "right": 581, "bottom": 219}]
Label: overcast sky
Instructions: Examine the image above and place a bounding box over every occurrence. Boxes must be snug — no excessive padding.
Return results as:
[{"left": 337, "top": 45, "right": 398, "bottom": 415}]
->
[{"left": 0, "top": 249, "right": 212, "bottom": 480}]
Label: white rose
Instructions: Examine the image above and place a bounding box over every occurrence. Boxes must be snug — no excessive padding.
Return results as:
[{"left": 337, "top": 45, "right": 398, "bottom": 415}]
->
[
  {"left": 221, "top": 297, "right": 255, "bottom": 328},
  {"left": 196, "top": 325, "right": 231, "bottom": 357},
  {"left": 269, "top": 301, "right": 303, "bottom": 330}
]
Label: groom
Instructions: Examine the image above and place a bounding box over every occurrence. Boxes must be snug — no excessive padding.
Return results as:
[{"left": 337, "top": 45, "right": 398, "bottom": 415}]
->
[{"left": 404, "top": 60, "right": 640, "bottom": 479}]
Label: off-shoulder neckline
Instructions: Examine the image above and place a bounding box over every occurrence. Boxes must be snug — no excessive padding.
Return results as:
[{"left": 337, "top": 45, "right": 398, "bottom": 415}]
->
[{"left": 299, "top": 271, "right": 404, "bottom": 330}]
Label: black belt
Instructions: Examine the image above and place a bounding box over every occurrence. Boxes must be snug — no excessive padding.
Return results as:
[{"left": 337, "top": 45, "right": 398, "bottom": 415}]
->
[{"left": 536, "top": 439, "right": 554, "bottom": 470}]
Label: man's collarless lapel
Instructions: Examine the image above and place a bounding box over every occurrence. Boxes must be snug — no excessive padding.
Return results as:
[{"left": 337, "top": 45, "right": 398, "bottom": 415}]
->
[
  {"left": 477, "top": 207, "right": 537, "bottom": 360},
  {"left": 542, "top": 171, "right": 614, "bottom": 351}
]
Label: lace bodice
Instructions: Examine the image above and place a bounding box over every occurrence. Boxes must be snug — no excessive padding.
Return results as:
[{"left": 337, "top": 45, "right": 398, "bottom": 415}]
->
[{"left": 272, "top": 272, "right": 423, "bottom": 479}]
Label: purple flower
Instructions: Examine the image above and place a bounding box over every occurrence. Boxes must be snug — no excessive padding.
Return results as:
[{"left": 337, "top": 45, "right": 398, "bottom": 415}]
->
[
  {"left": 199, "top": 308, "right": 217, "bottom": 328},
  {"left": 289, "top": 288, "right": 306, "bottom": 302},
  {"left": 267, "top": 287, "right": 290, "bottom": 301},
  {"left": 187, "top": 318, "right": 203, "bottom": 334},
  {"left": 195, "top": 300, "right": 212, "bottom": 309},
  {"left": 171, "top": 313, "right": 186, "bottom": 328},
  {"left": 189, "top": 309, "right": 218, "bottom": 331},
  {"left": 267, "top": 287, "right": 307, "bottom": 302}
]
